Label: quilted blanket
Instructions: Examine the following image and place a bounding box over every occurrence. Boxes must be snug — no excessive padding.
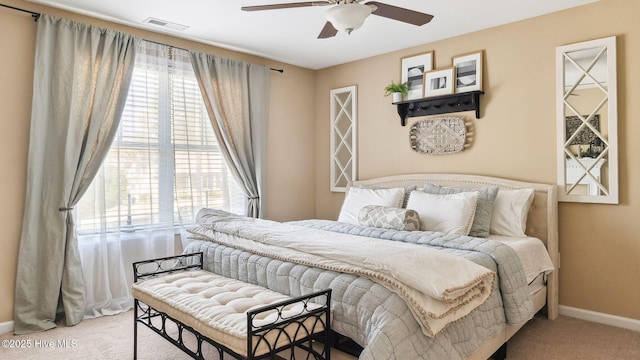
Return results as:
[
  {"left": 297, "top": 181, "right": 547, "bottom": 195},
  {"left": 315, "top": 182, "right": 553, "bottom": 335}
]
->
[
  {"left": 290, "top": 219, "right": 534, "bottom": 325},
  {"left": 185, "top": 209, "right": 534, "bottom": 360},
  {"left": 188, "top": 209, "right": 495, "bottom": 337}
]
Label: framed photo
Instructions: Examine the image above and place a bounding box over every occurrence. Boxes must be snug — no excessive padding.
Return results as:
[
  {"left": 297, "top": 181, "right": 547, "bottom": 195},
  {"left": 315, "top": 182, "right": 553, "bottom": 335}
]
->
[
  {"left": 401, "top": 51, "right": 433, "bottom": 100},
  {"left": 423, "top": 67, "right": 454, "bottom": 97},
  {"left": 452, "top": 51, "right": 483, "bottom": 93}
]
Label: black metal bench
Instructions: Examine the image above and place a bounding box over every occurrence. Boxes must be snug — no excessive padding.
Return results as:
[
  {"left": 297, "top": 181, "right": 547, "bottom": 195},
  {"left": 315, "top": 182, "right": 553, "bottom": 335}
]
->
[{"left": 132, "top": 252, "right": 331, "bottom": 360}]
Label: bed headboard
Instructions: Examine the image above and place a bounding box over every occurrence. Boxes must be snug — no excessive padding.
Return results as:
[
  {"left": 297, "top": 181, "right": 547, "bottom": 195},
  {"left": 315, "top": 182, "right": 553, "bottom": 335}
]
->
[{"left": 350, "top": 173, "right": 559, "bottom": 319}]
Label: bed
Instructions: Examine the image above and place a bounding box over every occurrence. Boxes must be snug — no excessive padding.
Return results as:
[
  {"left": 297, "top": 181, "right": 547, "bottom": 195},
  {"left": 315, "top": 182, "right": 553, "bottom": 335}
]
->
[{"left": 185, "top": 173, "right": 559, "bottom": 360}]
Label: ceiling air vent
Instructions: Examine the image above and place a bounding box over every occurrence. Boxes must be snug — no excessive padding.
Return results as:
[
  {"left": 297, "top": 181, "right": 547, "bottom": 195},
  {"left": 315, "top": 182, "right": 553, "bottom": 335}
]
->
[{"left": 143, "top": 17, "right": 189, "bottom": 31}]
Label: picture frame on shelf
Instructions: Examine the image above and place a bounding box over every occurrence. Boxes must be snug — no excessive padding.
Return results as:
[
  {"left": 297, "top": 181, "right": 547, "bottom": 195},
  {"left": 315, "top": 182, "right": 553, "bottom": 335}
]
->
[
  {"left": 423, "top": 67, "right": 455, "bottom": 97},
  {"left": 452, "top": 51, "right": 483, "bottom": 93},
  {"left": 401, "top": 51, "right": 434, "bottom": 100}
]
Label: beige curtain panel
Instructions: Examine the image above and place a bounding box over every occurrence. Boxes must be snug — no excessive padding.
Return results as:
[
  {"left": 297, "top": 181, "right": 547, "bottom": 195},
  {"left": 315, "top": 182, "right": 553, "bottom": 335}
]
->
[
  {"left": 13, "top": 14, "right": 137, "bottom": 334},
  {"left": 189, "top": 52, "right": 270, "bottom": 218}
]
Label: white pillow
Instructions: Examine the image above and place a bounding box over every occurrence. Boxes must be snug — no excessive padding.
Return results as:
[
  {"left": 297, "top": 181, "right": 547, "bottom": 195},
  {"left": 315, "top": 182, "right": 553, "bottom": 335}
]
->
[
  {"left": 406, "top": 191, "right": 479, "bottom": 235},
  {"left": 489, "top": 189, "right": 535, "bottom": 237},
  {"left": 337, "top": 187, "right": 405, "bottom": 225}
]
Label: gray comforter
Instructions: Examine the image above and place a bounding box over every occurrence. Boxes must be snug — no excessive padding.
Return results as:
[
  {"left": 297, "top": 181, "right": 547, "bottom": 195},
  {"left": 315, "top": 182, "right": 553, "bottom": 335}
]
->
[{"left": 185, "top": 216, "right": 533, "bottom": 360}]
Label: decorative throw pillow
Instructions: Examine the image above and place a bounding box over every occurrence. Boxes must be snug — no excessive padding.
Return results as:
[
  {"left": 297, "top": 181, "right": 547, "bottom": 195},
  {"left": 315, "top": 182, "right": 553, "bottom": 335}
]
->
[
  {"left": 406, "top": 191, "right": 479, "bottom": 235},
  {"left": 489, "top": 189, "right": 535, "bottom": 237},
  {"left": 337, "top": 187, "right": 406, "bottom": 225},
  {"left": 398, "top": 185, "right": 417, "bottom": 208},
  {"left": 360, "top": 185, "right": 417, "bottom": 208},
  {"left": 422, "top": 183, "right": 499, "bottom": 238},
  {"left": 358, "top": 205, "right": 421, "bottom": 231}
]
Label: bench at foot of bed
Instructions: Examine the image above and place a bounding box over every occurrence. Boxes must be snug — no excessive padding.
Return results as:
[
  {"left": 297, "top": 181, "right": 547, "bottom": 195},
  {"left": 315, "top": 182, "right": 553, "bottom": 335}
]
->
[{"left": 132, "top": 252, "right": 332, "bottom": 360}]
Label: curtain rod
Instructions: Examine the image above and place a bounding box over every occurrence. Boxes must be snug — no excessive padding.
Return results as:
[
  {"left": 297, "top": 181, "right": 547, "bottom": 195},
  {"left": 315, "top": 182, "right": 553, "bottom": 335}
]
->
[
  {"left": 0, "top": 3, "right": 284, "bottom": 73},
  {"left": 144, "top": 39, "right": 284, "bottom": 73},
  {"left": 0, "top": 2, "right": 41, "bottom": 21}
]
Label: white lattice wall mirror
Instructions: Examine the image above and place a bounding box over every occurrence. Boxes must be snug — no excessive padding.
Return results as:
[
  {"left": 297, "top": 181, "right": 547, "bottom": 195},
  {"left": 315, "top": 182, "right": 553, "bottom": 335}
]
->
[
  {"left": 556, "top": 36, "right": 618, "bottom": 204},
  {"left": 330, "top": 85, "right": 357, "bottom": 192}
]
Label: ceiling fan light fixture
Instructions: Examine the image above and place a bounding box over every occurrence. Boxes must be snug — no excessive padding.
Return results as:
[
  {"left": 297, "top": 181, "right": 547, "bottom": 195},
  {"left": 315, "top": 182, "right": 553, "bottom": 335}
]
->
[{"left": 326, "top": 3, "right": 372, "bottom": 34}]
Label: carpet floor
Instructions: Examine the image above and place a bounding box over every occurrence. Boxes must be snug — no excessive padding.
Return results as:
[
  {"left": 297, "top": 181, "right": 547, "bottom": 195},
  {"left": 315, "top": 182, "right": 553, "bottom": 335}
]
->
[{"left": 0, "top": 311, "right": 638, "bottom": 359}]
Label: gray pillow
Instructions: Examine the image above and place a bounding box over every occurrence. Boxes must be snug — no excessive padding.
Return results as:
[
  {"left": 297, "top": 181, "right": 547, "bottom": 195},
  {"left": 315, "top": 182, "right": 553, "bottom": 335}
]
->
[
  {"left": 422, "top": 183, "right": 499, "bottom": 238},
  {"left": 358, "top": 205, "right": 421, "bottom": 231}
]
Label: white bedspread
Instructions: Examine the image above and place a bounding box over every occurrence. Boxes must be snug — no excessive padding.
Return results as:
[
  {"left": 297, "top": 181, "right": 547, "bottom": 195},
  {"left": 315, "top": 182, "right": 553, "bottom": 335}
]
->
[
  {"left": 487, "top": 235, "right": 555, "bottom": 284},
  {"left": 190, "top": 210, "right": 496, "bottom": 337}
]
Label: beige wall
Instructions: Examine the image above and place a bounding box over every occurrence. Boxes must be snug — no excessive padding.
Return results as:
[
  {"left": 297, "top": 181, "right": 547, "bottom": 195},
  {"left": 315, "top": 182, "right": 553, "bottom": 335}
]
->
[
  {"left": 0, "top": 0, "right": 316, "bottom": 323},
  {"left": 0, "top": 1, "right": 35, "bottom": 327},
  {"left": 315, "top": 0, "right": 639, "bottom": 320}
]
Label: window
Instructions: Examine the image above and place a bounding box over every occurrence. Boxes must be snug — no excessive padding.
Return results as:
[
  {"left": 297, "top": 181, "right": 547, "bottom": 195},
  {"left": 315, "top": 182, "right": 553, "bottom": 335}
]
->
[{"left": 77, "top": 42, "right": 246, "bottom": 234}]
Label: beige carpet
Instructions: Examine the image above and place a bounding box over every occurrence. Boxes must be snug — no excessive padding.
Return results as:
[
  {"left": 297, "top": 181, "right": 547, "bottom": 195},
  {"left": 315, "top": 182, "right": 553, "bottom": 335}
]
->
[
  {"left": 0, "top": 312, "right": 638, "bottom": 359},
  {"left": 507, "top": 314, "right": 640, "bottom": 360}
]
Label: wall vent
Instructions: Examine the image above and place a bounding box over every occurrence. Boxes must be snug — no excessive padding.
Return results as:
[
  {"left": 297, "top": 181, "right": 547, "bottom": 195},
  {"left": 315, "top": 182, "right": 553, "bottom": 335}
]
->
[{"left": 143, "top": 17, "right": 189, "bottom": 31}]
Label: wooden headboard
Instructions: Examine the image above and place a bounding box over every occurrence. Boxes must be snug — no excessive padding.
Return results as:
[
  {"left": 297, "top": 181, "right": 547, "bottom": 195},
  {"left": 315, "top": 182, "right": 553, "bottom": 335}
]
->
[{"left": 350, "top": 173, "right": 559, "bottom": 319}]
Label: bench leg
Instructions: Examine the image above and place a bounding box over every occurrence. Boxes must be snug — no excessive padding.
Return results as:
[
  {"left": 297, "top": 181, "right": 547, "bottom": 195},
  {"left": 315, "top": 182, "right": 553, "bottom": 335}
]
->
[{"left": 133, "top": 299, "right": 138, "bottom": 360}]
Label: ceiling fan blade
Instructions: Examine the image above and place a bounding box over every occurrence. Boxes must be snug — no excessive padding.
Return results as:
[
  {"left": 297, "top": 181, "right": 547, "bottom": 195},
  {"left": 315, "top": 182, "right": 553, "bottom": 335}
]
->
[
  {"left": 366, "top": 2, "right": 434, "bottom": 26},
  {"left": 317, "top": 21, "right": 338, "bottom": 39},
  {"left": 242, "top": 1, "right": 332, "bottom": 12}
]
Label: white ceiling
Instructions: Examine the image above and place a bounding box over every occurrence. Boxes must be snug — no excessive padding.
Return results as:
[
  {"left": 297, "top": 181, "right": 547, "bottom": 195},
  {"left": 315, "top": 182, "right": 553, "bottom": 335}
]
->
[{"left": 27, "top": 0, "right": 599, "bottom": 70}]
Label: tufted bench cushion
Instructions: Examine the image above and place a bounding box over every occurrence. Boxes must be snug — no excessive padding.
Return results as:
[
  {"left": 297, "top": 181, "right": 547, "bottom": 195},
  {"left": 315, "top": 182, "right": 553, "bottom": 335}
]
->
[{"left": 132, "top": 269, "right": 326, "bottom": 357}]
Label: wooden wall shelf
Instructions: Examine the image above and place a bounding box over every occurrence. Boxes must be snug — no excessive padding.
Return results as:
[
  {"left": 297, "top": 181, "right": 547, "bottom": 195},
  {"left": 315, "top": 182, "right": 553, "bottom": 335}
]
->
[{"left": 394, "top": 91, "right": 484, "bottom": 126}]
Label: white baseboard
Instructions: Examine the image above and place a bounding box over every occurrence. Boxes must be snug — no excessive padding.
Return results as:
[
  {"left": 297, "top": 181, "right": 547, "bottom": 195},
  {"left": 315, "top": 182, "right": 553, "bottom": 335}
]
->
[
  {"left": 559, "top": 305, "right": 640, "bottom": 332},
  {"left": 0, "top": 320, "right": 14, "bottom": 335}
]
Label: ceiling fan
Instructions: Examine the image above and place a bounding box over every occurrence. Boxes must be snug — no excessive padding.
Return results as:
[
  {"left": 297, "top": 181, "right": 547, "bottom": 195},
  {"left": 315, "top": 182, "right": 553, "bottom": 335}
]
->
[{"left": 241, "top": 0, "right": 434, "bottom": 39}]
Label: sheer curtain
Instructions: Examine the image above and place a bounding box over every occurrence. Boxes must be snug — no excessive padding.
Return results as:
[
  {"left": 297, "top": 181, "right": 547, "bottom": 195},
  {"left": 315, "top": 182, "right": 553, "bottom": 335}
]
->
[
  {"left": 77, "top": 41, "right": 246, "bottom": 318},
  {"left": 13, "top": 15, "right": 137, "bottom": 334}
]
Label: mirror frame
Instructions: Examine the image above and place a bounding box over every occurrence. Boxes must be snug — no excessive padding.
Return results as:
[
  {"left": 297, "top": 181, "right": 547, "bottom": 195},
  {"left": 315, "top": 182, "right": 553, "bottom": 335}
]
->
[
  {"left": 330, "top": 85, "right": 358, "bottom": 192},
  {"left": 556, "top": 36, "right": 618, "bottom": 204}
]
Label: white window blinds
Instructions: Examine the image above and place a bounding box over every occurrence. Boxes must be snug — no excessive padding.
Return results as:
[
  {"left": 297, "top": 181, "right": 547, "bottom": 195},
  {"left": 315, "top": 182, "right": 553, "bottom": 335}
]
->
[{"left": 77, "top": 41, "right": 246, "bottom": 233}]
